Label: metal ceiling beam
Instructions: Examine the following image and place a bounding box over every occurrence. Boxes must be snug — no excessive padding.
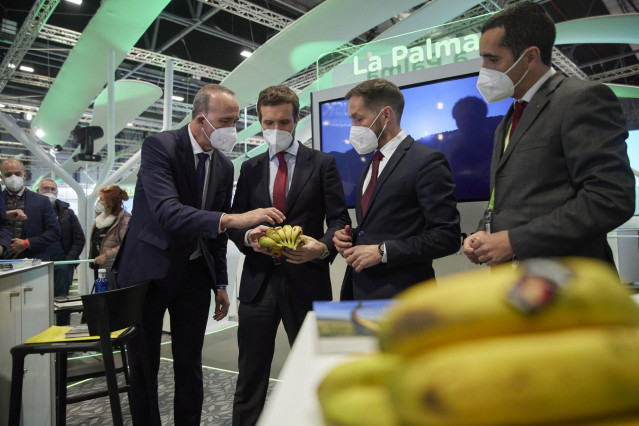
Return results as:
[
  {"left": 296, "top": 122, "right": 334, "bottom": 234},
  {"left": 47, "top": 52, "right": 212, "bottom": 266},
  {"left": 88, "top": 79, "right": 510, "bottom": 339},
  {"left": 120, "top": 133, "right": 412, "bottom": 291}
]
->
[
  {"left": 589, "top": 63, "right": 639, "bottom": 81},
  {"left": 0, "top": 0, "right": 61, "bottom": 94},
  {"left": 196, "top": 0, "right": 294, "bottom": 31},
  {"left": 39, "top": 24, "right": 231, "bottom": 81}
]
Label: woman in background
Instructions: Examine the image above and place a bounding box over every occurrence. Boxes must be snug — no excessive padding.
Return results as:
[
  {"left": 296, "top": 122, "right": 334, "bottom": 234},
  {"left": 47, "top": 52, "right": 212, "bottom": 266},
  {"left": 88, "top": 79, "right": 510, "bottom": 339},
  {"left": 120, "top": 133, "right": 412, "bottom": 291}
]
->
[{"left": 90, "top": 184, "right": 130, "bottom": 289}]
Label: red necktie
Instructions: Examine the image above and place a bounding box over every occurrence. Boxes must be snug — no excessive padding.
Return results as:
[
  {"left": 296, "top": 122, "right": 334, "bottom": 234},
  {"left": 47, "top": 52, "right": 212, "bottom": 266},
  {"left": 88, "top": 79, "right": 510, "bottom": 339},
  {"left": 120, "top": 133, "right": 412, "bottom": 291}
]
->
[
  {"left": 273, "top": 152, "right": 288, "bottom": 211},
  {"left": 361, "top": 150, "right": 383, "bottom": 217},
  {"left": 509, "top": 101, "right": 528, "bottom": 138}
]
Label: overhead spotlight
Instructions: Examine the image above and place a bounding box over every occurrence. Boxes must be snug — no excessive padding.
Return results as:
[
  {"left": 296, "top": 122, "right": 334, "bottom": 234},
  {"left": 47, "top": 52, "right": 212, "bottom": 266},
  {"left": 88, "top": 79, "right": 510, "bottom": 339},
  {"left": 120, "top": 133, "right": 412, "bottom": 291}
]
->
[
  {"left": 0, "top": 104, "right": 5, "bottom": 108},
  {"left": 19, "top": 65, "right": 34, "bottom": 73},
  {"left": 66, "top": 0, "right": 82, "bottom": 4},
  {"left": 8, "top": 63, "right": 16, "bottom": 69},
  {"left": 53, "top": 144, "right": 63, "bottom": 152},
  {"left": 126, "top": 122, "right": 133, "bottom": 127},
  {"left": 24, "top": 112, "right": 33, "bottom": 121},
  {"left": 171, "top": 95, "right": 184, "bottom": 102},
  {"left": 240, "top": 50, "right": 253, "bottom": 58},
  {"left": 34, "top": 127, "right": 45, "bottom": 138}
]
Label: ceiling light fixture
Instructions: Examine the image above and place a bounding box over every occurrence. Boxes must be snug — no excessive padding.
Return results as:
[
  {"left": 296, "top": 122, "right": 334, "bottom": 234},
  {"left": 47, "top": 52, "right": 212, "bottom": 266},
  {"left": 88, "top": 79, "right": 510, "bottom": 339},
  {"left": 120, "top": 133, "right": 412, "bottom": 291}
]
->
[
  {"left": 8, "top": 63, "right": 16, "bottom": 69},
  {"left": 19, "top": 65, "right": 34, "bottom": 73},
  {"left": 34, "top": 127, "right": 45, "bottom": 138},
  {"left": 25, "top": 113, "right": 33, "bottom": 121},
  {"left": 240, "top": 50, "right": 253, "bottom": 58},
  {"left": 171, "top": 95, "right": 184, "bottom": 102},
  {"left": 66, "top": 0, "right": 83, "bottom": 5}
]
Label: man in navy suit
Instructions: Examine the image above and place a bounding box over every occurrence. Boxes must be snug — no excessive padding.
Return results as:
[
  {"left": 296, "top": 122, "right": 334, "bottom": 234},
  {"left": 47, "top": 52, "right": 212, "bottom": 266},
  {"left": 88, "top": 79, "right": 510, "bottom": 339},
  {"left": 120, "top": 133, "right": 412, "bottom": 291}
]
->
[
  {"left": 114, "top": 84, "right": 284, "bottom": 426},
  {"left": 333, "top": 78, "right": 461, "bottom": 300},
  {"left": 1, "top": 158, "right": 61, "bottom": 260},
  {"left": 229, "top": 85, "right": 350, "bottom": 425}
]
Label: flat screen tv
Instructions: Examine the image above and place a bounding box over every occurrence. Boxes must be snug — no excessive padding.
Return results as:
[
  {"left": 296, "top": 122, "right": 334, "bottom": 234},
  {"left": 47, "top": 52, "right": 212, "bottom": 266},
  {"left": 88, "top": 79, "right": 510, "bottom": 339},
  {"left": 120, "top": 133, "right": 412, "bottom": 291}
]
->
[{"left": 311, "top": 59, "right": 512, "bottom": 208}]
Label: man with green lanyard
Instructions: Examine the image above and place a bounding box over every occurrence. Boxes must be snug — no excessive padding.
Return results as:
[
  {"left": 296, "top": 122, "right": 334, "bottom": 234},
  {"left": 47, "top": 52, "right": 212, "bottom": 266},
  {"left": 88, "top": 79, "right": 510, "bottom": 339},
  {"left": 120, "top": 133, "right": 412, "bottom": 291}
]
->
[{"left": 463, "top": 2, "right": 634, "bottom": 267}]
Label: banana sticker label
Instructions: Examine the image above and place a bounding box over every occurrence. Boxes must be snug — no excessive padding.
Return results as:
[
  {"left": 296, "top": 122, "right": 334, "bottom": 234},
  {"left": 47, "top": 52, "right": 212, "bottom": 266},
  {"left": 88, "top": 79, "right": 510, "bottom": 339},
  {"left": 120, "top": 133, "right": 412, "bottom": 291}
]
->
[{"left": 507, "top": 259, "right": 573, "bottom": 314}]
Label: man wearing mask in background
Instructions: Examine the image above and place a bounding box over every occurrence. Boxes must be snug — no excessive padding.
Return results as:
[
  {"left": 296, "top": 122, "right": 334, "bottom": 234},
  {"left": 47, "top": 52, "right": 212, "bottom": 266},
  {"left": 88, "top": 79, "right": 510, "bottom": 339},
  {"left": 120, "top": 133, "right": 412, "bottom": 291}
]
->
[
  {"left": 463, "top": 2, "right": 634, "bottom": 266},
  {"left": 114, "top": 84, "right": 284, "bottom": 426},
  {"left": 37, "top": 178, "right": 86, "bottom": 297},
  {"left": 333, "top": 78, "right": 461, "bottom": 300},
  {"left": 1, "top": 158, "right": 60, "bottom": 260},
  {"left": 229, "top": 84, "right": 350, "bottom": 425}
]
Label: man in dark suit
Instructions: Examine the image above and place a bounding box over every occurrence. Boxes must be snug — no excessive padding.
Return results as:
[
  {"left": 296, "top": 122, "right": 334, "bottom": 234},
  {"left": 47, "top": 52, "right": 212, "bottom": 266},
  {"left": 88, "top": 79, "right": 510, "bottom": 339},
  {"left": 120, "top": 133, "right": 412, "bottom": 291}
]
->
[
  {"left": 114, "top": 84, "right": 284, "bottom": 426},
  {"left": 1, "top": 158, "right": 61, "bottom": 260},
  {"left": 463, "top": 2, "right": 635, "bottom": 266},
  {"left": 229, "top": 85, "right": 350, "bottom": 425},
  {"left": 333, "top": 78, "right": 461, "bottom": 300},
  {"left": 0, "top": 194, "right": 11, "bottom": 255}
]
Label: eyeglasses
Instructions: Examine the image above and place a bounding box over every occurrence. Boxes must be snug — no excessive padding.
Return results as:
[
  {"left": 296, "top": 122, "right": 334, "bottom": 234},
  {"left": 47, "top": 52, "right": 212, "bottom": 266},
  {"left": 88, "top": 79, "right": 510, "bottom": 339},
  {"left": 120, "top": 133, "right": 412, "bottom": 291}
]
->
[{"left": 40, "top": 186, "right": 57, "bottom": 191}]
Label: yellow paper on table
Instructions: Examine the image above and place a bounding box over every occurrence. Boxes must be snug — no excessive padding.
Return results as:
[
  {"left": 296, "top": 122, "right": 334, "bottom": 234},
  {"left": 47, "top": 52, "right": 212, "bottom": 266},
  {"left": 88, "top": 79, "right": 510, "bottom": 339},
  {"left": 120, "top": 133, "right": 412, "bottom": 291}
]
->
[{"left": 25, "top": 326, "right": 128, "bottom": 343}]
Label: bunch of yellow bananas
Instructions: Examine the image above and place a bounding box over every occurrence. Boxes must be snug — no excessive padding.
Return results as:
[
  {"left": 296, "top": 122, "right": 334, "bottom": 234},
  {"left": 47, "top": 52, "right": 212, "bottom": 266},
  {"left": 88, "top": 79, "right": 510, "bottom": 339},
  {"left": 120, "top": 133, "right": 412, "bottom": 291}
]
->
[
  {"left": 258, "top": 225, "right": 306, "bottom": 257},
  {"left": 318, "top": 258, "right": 639, "bottom": 426}
]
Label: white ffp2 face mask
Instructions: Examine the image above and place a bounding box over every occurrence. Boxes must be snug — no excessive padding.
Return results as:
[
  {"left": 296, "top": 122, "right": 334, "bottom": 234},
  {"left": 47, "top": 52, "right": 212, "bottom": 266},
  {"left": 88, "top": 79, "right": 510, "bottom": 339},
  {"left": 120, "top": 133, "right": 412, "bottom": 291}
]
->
[
  {"left": 3, "top": 175, "right": 24, "bottom": 192},
  {"left": 203, "top": 116, "right": 238, "bottom": 153},
  {"left": 43, "top": 193, "right": 57, "bottom": 204},
  {"left": 476, "top": 51, "right": 529, "bottom": 103},
  {"left": 263, "top": 129, "right": 293, "bottom": 154},
  {"left": 348, "top": 109, "right": 387, "bottom": 155}
]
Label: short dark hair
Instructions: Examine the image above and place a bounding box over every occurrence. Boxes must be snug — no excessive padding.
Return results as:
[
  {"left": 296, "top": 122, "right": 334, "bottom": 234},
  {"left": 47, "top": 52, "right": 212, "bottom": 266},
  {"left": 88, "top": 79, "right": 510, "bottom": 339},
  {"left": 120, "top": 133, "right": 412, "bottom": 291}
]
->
[
  {"left": 345, "top": 78, "right": 405, "bottom": 122},
  {"left": 481, "top": 1, "right": 555, "bottom": 66},
  {"left": 257, "top": 85, "right": 300, "bottom": 122},
  {"left": 191, "top": 84, "right": 235, "bottom": 119}
]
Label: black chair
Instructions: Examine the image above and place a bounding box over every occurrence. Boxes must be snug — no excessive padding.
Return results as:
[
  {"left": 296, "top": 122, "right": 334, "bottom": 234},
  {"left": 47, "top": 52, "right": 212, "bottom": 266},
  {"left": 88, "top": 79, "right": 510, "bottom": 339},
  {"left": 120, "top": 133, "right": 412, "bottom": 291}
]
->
[{"left": 9, "top": 282, "right": 159, "bottom": 426}]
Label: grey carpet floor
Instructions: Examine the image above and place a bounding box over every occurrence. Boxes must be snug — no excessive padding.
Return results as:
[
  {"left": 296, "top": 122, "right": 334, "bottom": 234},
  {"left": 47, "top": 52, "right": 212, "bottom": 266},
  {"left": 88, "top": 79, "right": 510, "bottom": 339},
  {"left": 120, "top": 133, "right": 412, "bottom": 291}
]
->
[{"left": 65, "top": 357, "right": 277, "bottom": 425}]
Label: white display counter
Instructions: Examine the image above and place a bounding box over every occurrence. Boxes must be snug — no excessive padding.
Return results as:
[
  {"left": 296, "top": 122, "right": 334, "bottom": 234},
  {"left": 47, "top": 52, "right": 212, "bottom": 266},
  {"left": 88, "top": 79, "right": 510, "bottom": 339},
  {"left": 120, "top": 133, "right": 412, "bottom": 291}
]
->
[
  {"left": 0, "top": 262, "right": 54, "bottom": 426},
  {"left": 258, "top": 312, "right": 358, "bottom": 426}
]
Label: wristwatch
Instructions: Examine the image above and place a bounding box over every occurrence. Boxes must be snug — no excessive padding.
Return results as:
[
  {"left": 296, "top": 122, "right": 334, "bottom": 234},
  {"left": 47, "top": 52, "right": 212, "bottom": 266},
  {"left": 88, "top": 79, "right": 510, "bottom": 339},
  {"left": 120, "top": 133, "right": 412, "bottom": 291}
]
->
[
  {"left": 378, "top": 242, "right": 385, "bottom": 257},
  {"left": 319, "top": 242, "right": 330, "bottom": 260}
]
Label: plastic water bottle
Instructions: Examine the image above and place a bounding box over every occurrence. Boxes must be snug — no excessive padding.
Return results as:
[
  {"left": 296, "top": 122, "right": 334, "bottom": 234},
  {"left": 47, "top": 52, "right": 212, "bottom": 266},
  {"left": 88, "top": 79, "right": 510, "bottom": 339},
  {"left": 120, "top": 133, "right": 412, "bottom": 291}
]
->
[{"left": 94, "top": 269, "right": 109, "bottom": 293}]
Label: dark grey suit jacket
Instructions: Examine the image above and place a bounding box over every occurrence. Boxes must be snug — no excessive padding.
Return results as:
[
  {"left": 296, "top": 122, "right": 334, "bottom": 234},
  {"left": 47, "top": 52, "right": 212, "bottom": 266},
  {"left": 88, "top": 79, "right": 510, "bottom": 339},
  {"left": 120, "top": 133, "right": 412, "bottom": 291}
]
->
[
  {"left": 342, "top": 135, "right": 461, "bottom": 300},
  {"left": 480, "top": 73, "right": 635, "bottom": 263}
]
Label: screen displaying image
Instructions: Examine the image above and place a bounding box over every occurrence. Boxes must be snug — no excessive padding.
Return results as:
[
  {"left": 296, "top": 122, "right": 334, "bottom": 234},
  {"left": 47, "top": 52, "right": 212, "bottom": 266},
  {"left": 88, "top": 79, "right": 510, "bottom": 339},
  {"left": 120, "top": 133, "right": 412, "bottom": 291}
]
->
[{"left": 318, "top": 73, "right": 512, "bottom": 207}]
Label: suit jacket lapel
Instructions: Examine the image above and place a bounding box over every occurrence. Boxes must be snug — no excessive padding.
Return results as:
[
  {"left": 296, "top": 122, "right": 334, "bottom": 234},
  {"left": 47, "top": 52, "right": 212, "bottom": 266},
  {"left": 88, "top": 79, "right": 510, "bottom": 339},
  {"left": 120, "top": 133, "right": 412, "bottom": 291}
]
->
[
  {"left": 498, "top": 74, "right": 561, "bottom": 169},
  {"left": 355, "top": 160, "right": 369, "bottom": 225},
  {"left": 359, "top": 136, "right": 411, "bottom": 227},
  {"left": 256, "top": 153, "right": 272, "bottom": 207},
  {"left": 178, "top": 125, "right": 198, "bottom": 205},
  {"left": 285, "top": 144, "right": 313, "bottom": 214}
]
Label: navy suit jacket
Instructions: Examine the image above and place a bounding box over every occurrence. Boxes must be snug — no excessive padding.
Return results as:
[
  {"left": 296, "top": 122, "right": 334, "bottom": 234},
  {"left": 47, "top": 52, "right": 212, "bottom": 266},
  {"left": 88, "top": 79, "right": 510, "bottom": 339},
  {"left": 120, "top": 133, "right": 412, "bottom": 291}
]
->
[
  {"left": 341, "top": 135, "right": 461, "bottom": 300},
  {"left": 228, "top": 142, "right": 350, "bottom": 304},
  {"left": 2, "top": 189, "right": 61, "bottom": 260},
  {"left": 0, "top": 194, "right": 11, "bottom": 253},
  {"left": 114, "top": 124, "right": 233, "bottom": 290}
]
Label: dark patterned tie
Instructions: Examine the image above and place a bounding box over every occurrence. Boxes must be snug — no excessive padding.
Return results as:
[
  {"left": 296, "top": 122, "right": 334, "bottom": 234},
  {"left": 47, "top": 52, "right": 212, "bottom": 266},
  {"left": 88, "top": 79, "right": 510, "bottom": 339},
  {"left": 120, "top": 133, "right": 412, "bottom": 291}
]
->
[
  {"left": 361, "top": 150, "right": 384, "bottom": 217},
  {"left": 273, "top": 152, "right": 288, "bottom": 212},
  {"left": 509, "top": 101, "right": 528, "bottom": 138},
  {"left": 196, "top": 152, "right": 208, "bottom": 209}
]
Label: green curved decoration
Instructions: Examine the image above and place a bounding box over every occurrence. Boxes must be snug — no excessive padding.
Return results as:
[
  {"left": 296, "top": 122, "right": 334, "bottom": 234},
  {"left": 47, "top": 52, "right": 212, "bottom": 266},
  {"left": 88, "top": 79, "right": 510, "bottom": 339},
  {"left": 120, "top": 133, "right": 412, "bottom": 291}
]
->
[
  {"left": 32, "top": 0, "right": 170, "bottom": 146},
  {"left": 555, "top": 14, "right": 639, "bottom": 45}
]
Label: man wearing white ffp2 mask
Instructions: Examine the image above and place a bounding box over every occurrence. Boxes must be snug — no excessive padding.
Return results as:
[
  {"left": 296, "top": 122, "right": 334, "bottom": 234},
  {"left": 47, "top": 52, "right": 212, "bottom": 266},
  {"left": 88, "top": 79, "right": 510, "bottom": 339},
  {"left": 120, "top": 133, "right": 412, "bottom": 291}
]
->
[
  {"left": 333, "top": 78, "right": 460, "bottom": 301},
  {"left": 476, "top": 49, "right": 530, "bottom": 103},
  {"left": 201, "top": 115, "right": 238, "bottom": 153},
  {"left": 229, "top": 85, "right": 350, "bottom": 425},
  {"left": 463, "top": 2, "right": 634, "bottom": 269},
  {"left": 348, "top": 108, "right": 387, "bottom": 155}
]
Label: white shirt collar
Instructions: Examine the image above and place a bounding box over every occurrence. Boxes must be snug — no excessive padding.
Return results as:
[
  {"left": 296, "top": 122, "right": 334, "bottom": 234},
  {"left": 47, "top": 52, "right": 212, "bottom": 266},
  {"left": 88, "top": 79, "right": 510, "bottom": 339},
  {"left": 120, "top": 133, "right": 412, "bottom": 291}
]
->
[
  {"left": 518, "top": 67, "right": 555, "bottom": 103},
  {"left": 269, "top": 140, "right": 299, "bottom": 160},
  {"left": 378, "top": 129, "right": 406, "bottom": 158},
  {"left": 188, "top": 122, "right": 212, "bottom": 156}
]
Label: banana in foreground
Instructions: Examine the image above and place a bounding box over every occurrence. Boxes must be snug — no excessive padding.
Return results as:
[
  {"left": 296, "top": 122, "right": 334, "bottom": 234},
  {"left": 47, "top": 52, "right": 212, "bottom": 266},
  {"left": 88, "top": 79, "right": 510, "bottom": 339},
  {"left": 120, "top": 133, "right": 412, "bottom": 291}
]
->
[
  {"left": 391, "top": 326, "right": 639, "bottom": 426},
  {"left": 378, "top": 258, "right": 639, "bottom": 357}
]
